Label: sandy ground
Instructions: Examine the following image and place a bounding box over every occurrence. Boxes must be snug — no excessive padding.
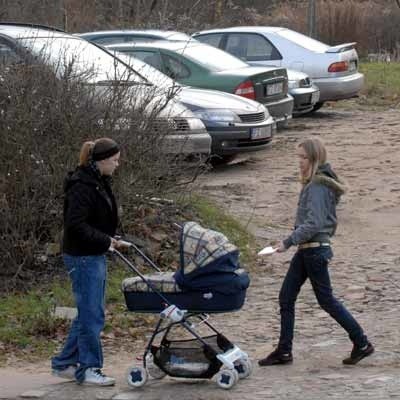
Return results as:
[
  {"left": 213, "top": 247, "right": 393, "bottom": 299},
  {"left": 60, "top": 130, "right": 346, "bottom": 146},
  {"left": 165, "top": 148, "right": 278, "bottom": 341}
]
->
[{"left": 1, "top": 105, "right": 400, "bottom": 399}]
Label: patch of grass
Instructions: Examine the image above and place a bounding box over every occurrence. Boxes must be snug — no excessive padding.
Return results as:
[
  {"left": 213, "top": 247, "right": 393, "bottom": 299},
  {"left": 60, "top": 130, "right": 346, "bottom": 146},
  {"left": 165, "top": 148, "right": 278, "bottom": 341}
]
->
[
  {"left": 358, "top": 61, "right": 400, "bottom": 107},
  {"left": 0, "top": 290, "right": 61, "bottom": 358},
  {"left": 188, "top": 195, "right": 255, "bottom": 264}
]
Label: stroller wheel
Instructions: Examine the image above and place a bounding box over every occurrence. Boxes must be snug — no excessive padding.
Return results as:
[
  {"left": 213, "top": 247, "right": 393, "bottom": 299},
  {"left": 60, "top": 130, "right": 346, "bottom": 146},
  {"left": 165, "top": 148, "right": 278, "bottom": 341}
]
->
[
  {"left": 127, "top": 366, "right": 148, "bottom": 388},
  {"left": 234, "top": 358, "right": 252, "bottom": 379},
  {"left": 215, "top": 368, "right": 239, "bottom": 390}
]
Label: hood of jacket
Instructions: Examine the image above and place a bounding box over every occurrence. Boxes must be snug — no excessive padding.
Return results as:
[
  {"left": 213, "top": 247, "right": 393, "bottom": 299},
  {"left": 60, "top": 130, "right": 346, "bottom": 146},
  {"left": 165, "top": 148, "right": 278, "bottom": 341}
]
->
[
  {"left": 312, "top": 163, "right": 346, "bottom": 201},
  {"left": 64, "top": 165, "right": 101, "bottom": 193}
]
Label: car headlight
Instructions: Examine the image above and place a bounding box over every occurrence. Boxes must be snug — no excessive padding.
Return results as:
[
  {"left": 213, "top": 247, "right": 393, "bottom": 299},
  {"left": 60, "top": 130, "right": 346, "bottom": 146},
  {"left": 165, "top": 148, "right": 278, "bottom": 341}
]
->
[
  {"left": 192, "top": 109, "right": 241, "bottom": 123},
  {"left": 185, "top": 117, "right": 206, "bottom": 130},
  {"left": 167, "top": 117, "right": 206, "bottom": 132},
  {"left": 288, "top": 80, "right": 299, "bottom": 89}
]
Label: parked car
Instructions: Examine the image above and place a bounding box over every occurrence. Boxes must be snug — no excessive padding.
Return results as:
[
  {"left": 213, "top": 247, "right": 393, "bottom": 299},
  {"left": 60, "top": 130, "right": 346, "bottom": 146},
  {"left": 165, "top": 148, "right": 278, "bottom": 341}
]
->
[
  {"left": 193, "top": 27, "right": 363, "bottom": 111},
  {"left": 0, "top": 23, "right": 275, "bottom": 161},
  {"left": 79, "top": 28, "right": 318, "bottom": 117},
  {"left": 106, "top": 40, "right": 296, "bottom": 124},
  {"left": 78, "top": 29, "right": 194, "bottom": 45},
  {"left": 111, "top": 52, "right": 276, "bottom": 161}
]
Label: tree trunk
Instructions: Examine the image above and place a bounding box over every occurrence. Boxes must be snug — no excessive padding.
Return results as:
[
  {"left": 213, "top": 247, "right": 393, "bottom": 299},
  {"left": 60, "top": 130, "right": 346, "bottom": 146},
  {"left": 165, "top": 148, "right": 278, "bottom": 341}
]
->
[{"left": 308, "top": 0, "right": 316, "bottom": 38}]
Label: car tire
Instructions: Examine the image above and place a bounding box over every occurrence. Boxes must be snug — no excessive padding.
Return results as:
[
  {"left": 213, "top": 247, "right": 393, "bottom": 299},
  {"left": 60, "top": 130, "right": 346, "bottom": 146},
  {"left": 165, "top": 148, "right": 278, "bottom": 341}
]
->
[
  {"left": 311, "top": 102, "right": 325, "bottom": 112},
  {"left": 209, "top": 154, "right": 237, "bottom": 166}
]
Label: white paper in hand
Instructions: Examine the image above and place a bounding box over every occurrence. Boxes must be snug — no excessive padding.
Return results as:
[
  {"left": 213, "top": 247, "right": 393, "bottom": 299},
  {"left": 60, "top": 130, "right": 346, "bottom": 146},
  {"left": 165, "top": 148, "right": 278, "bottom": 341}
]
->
[{"left": 258, "top": 246, "right": 278, "bottom": 256}]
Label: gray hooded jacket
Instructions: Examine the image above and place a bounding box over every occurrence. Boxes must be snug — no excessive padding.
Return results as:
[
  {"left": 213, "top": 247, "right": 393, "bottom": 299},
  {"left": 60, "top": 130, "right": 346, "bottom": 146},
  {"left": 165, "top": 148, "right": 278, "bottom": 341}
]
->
[{"left": 283, "top": 163, "right": 346, "bottom": 248}]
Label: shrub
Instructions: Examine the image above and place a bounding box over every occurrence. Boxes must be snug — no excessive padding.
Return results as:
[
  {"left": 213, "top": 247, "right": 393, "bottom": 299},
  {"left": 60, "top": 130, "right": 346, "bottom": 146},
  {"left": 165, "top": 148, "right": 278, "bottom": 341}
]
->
[{"left": 0, "top": 57, "right": 203, "bottom": 291}]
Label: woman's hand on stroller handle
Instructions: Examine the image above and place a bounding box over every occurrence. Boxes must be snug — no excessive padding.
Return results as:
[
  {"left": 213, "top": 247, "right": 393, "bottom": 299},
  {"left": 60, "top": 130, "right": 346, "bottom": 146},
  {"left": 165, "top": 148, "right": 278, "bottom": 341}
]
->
[{"left": 109, "top": 237, "right": 132, "bottom": 252}]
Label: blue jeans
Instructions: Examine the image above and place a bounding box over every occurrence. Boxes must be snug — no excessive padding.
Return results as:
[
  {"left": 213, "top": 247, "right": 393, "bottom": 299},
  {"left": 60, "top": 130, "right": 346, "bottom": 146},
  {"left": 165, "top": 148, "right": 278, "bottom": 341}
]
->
[
  {"left": 51, "top": 254, "right": 107, "bottom": 382},
  {"left": 278, "top": 246, "right": 368, "bottom": 353}
]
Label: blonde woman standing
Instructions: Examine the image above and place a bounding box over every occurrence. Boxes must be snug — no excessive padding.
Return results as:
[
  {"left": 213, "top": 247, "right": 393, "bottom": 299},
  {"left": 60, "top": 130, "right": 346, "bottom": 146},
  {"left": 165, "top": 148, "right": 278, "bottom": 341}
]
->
[{"left": 259, "top": 137, "right": 374, "bottom": 367}]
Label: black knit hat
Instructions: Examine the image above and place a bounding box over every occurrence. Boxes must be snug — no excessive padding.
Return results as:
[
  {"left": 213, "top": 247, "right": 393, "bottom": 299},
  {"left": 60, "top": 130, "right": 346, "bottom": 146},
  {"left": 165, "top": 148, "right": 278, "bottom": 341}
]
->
[{"left": 92, "top": 138, "right": 120, "bottom": 161}]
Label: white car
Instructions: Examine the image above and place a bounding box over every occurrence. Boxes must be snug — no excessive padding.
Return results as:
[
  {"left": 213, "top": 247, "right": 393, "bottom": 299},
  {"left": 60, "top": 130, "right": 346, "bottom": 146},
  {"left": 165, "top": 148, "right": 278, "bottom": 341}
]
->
[{"left": 193, "top": 27, "right": 364, "bottom": 111}]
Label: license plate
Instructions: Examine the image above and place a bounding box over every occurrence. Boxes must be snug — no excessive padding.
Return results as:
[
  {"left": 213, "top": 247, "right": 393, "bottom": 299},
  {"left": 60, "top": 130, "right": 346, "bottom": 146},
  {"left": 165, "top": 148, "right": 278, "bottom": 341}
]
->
[
  {"left": 251, "top": 125, "right": 272, "bottom": 140},
  {"left": 311, "top": 90, "right": 320, "bottom": 104},
  {"left": 266, "top": 82, "right": 283, "bottom": 96}
]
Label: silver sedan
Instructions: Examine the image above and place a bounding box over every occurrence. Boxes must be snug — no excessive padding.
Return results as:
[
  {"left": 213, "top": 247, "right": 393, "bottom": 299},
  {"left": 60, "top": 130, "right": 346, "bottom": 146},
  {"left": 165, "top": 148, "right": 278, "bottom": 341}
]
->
[{"left": 193, "top": 27, "right": 363, "bottom": 111}]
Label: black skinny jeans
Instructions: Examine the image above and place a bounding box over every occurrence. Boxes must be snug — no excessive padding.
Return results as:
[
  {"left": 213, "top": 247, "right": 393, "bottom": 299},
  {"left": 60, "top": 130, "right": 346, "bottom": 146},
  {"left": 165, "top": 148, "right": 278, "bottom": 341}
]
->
[{"left": 278, "top": 246, "right": 368, "bottom": 353}]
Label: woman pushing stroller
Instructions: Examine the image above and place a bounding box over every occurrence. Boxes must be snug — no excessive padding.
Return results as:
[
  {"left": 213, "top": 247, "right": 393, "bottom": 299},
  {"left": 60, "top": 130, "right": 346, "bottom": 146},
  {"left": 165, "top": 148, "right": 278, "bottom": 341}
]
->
[
  {"left": 259, "top": 137, "right": 374, "bottom": 367},
  {"left": 52, "top": 137, "right": 129, "bottom": 385}
]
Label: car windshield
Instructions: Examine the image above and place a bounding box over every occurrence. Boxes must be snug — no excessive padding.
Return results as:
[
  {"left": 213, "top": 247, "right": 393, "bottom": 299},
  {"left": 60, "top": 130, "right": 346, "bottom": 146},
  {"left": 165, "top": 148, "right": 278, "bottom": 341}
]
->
[
  {"left": 177, "top": 44, "right": 248, "bottom": 71},
  {"left": 277, "top": 29, "right": 328, "bottom": 52},
  {"left": 19, "top": 36, "right": 150, "bottom": 85}
]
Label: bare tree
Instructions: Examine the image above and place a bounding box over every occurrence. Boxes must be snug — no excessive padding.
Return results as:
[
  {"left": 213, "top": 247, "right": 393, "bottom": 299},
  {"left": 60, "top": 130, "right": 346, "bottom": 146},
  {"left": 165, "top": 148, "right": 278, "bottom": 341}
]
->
[{"left": 308, "top": 0, "right": 316, "bottom": 38}]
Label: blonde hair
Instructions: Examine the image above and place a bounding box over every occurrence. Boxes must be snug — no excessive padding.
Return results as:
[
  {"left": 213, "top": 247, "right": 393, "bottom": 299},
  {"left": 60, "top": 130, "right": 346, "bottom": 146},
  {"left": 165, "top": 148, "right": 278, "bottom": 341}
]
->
[
  {"left": 79, "top": 141, "right": 95, "bottom": 166},
  {"left": 298, "top": 137, "right": 327, "bottom": 184}
]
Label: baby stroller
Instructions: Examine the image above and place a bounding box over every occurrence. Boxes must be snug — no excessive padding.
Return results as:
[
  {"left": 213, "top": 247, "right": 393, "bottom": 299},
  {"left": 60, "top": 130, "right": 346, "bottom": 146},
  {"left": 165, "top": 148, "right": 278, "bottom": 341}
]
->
[{"left": 112, "top": 221, "right": 251, "bottom": 390}]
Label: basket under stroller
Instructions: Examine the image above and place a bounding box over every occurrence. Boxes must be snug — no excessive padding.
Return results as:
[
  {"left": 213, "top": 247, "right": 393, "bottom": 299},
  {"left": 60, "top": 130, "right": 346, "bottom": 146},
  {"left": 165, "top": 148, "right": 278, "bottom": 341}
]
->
[{"left": 113, "top": 221, "right": 251, "bottom": 390}]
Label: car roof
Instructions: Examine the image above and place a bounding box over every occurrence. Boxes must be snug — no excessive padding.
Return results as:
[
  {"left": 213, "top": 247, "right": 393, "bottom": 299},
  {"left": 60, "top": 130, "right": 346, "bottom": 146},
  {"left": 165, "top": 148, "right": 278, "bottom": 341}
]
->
[
  {"left": 107, "top": 40, "right": 199, "bottom": 52},
  {"left": 193, "top": 26, "right": 286, "bottom": 35},
  {"left": 78, "top": 29, "right": 189, "bottom": 38},
  {"left": 0, "top": 23, "right": 75, "bottom": 39}
]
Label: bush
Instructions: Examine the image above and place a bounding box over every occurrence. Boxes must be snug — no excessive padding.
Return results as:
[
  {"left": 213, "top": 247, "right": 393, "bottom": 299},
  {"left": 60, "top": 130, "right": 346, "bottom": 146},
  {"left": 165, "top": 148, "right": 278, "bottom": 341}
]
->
[{"left": 0, "top": 60, "right": 203, "bottom": 292}]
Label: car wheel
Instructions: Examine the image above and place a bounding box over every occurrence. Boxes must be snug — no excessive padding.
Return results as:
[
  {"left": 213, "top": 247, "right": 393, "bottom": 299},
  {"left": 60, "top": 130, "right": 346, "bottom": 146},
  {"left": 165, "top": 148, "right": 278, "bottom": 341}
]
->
[
  {"left": 312, "top": 102, "right": 325, "bottom": 112},
  {"left": 209, "top": 154, "right": 237, "bottom": 166}
]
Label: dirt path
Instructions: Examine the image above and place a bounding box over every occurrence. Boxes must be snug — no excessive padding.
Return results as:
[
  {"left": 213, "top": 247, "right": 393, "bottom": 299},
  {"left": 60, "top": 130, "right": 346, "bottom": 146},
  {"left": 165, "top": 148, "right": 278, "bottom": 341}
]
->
[{"left": 2, "top": 106, "right": 400, "bottom": 399}]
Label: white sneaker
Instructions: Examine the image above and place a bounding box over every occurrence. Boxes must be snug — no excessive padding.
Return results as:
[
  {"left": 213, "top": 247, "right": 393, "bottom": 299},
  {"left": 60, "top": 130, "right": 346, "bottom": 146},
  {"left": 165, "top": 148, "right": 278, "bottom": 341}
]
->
[
  {"left": 82, "top": 368, "right": 115, "bottom": 386},
  {"left": 52, "top": 365, "right": 77, "bottom": 380}
]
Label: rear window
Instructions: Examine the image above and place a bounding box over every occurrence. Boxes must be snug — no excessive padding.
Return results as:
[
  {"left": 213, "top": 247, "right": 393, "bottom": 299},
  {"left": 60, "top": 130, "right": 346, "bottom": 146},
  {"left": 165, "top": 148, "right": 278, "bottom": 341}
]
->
[
  {"left": 195, "top": 33, "right": 223, "bottom": 48},
  {"left": 177, "top": 44, "right": 247, "bottom": 71},
  {"left": 277, "top": 29, "right": 328, "bottom": 52}
]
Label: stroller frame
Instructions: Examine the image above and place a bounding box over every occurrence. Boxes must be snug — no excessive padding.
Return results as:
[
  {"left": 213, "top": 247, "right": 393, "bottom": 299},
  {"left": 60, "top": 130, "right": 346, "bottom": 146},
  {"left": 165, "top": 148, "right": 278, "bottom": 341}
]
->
[{"left": 112, "top": 242, "right": 252, "bottom": 390}]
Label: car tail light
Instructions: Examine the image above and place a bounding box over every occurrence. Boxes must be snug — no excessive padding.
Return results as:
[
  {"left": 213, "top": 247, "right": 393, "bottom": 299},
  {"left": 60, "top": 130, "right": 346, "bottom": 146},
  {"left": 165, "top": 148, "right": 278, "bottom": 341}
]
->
[
  {"left": 234, "top": 80, "right": 255, "bottom": 100},
  {"left": 328, "top": 61, "right": 349, "bottom": 72}
]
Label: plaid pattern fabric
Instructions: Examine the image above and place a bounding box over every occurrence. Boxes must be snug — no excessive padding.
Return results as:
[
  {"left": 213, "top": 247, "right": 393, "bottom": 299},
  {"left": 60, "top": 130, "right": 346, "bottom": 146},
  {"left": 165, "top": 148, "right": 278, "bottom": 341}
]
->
[
  {"left": 122, "top": 272, "right": 181, "bottom": 293},
  {"left": 181, "top": 221, "right": 238, "bottom": 275}
]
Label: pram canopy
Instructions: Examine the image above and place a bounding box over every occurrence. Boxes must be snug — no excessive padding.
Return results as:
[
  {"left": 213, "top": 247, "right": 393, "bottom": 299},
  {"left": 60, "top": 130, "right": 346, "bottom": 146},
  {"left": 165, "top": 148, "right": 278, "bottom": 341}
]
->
[{"left": 174, "top": 221, "right": 249, "bottom": 294}]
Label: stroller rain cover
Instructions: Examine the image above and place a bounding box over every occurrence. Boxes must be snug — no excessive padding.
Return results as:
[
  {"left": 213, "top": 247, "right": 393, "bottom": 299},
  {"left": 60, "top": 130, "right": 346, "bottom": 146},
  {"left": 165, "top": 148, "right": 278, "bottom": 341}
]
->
[{"left": 173, "top": 222, "right": 250, "bottom": 295}]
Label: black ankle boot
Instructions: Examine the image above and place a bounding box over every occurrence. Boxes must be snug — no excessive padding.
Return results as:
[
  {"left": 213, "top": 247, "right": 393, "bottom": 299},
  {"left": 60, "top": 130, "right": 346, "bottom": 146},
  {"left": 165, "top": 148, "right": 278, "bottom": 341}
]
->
[
  {"left": 258, "top": 348, "right": 293, "bottom": 366},
  {"left": 342, "top": 341, "right": 374, "bottom": 365}
]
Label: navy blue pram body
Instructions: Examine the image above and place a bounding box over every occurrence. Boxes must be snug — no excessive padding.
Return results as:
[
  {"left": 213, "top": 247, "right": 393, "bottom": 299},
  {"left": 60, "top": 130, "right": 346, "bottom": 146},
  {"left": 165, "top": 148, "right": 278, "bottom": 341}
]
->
[{"left": 122, "top": 222, "right": 250, "bottom": 313}]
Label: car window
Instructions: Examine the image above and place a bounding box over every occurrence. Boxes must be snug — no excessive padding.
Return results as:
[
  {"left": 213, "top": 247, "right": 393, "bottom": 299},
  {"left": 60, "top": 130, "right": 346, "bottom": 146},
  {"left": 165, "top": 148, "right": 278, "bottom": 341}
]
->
[
  {"left": 92, "top": 36, "right": 129, "bottom": 45},
  {"left": 19, "top": 36, "right": 149, "bottom": 84},
  {"left": 195, "top": 33, "right": 223, "bottom": 48},
  {"left": 175, "top": 44, "right": 247, "bottom": 71},
  {"left": 128, "top": 50, "right": 163, "bottom": 71},
  {"left": 225, "top": 33, "right": 281, "bottom": 61},
  {"left": 92, "top": 35, "right": 155, "bottom": 45},
  {"left": 114, "top": 52, "right": 179, "bottom": 89},
  {"left": 161, "top": 54, "right": 190, "bottom": 79},
  {"left": 0, "top": 42, "right": 23, "bottom": 65}
]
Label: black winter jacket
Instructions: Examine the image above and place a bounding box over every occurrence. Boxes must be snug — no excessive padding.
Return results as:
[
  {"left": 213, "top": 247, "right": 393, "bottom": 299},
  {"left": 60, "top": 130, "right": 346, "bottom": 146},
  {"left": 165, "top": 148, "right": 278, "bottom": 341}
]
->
[{"left": 62, "top": 165, "right": 118, "bottom": 256}]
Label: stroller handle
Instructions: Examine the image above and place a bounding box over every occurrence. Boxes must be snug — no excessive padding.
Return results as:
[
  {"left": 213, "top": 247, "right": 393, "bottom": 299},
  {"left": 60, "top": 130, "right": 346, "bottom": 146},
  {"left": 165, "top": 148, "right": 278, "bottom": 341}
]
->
[{"left": 111, "top": 238, "right": 161, "bottom": 273}]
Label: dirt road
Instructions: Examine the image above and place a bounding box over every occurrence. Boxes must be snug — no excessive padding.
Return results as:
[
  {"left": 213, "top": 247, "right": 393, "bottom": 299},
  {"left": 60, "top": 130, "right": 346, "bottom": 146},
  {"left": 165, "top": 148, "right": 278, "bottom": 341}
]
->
[{"left": 2, "top": 106, "right": 400, "bottom": 399}]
